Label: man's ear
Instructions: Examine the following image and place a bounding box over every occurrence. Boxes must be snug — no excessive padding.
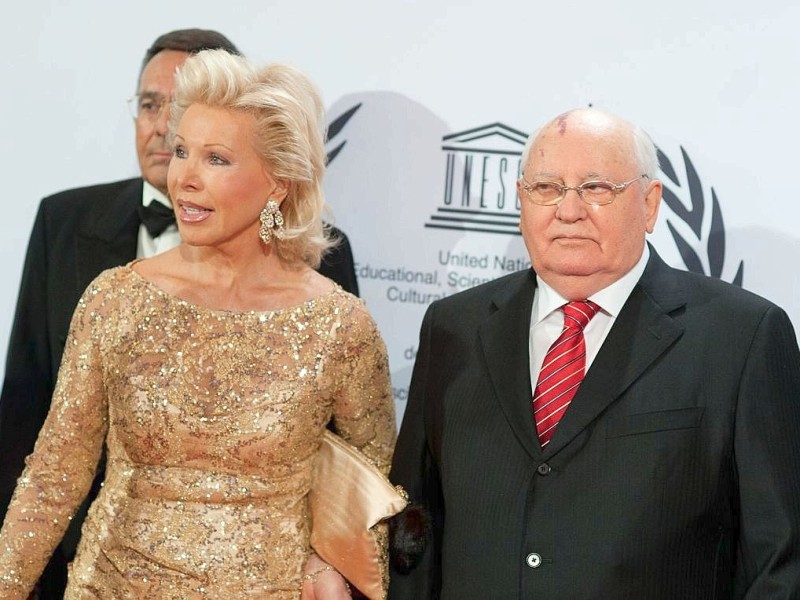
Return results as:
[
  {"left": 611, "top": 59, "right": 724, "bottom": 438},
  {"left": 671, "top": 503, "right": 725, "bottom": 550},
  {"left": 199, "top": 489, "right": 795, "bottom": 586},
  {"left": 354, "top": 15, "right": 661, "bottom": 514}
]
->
[{"left": 644, "top": 179, "right": 662, "bottom": 234}]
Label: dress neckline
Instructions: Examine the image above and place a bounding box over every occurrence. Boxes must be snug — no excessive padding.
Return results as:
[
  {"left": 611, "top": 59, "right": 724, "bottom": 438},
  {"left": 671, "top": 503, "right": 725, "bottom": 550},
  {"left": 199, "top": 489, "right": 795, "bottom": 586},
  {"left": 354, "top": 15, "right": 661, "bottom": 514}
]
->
[{"left": 123, "top": 262, "right": 342, "bottom": 318}]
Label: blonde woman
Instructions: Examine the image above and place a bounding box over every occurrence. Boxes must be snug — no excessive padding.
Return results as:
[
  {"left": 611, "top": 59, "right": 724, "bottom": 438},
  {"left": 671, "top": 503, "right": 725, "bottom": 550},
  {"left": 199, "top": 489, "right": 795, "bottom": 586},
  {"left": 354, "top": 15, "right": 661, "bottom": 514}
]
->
[{"left": 0, "top": 50, "right": 395, "bottom": 599}]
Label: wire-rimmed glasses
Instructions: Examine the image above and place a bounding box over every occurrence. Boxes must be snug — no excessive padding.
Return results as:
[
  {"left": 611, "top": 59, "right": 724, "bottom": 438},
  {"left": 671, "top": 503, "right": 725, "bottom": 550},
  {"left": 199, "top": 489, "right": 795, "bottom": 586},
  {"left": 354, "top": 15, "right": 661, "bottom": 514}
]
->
[
  {"left": 127, "top": 93, "right": 171, "bottom": 123},
  {"left": 518, "top": 174, "right": 649, "bottom": 206}
]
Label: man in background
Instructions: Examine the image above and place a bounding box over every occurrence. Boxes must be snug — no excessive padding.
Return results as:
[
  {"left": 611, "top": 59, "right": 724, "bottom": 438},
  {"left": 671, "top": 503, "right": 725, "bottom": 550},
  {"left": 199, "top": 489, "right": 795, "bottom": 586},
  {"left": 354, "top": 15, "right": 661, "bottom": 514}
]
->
[
  {"left": 0, "top": 28, "right": 358, "bottom": 597},
  {"left": 389, "top": 107, "right": 800, "bottom": 598}
]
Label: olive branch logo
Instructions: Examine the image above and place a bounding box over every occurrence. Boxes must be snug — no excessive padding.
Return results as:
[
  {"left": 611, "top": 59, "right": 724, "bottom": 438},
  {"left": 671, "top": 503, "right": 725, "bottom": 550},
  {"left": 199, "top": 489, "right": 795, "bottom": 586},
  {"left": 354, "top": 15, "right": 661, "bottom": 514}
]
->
[
  {"left": 325, "top": 103, "right": 362, "bottom": 165},
  {"left": 657, "top": 147, "right": 744, "bottom": 286}
]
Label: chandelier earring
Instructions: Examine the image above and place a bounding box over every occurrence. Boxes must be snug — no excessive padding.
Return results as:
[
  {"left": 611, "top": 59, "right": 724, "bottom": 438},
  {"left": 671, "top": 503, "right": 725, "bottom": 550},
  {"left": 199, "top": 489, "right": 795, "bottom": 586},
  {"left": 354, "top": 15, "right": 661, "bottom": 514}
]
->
[{"left": 259, "top": 199, "right": 285, "bottom": 244}]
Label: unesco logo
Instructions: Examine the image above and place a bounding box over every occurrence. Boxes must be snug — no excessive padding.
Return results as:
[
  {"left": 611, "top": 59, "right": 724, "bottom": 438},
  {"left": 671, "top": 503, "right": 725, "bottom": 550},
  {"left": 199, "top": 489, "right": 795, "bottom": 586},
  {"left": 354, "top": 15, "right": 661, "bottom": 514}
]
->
[
  {"left": 425, "top": 123, "right": 526, "bottom": 236},
  {"left": 421, "top": 122, "right": 744, "bottom": 286},
  {"left": 324, "top": 104, "right": 743, "bottom": 287}
]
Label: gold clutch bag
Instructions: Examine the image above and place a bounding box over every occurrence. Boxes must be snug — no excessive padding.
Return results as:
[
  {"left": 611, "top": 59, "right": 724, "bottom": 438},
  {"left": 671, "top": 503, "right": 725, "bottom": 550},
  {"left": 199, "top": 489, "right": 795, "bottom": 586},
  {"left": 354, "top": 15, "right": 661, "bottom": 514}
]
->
[{"left": 309, "top": 430, "right": 408, "bottom": 600}]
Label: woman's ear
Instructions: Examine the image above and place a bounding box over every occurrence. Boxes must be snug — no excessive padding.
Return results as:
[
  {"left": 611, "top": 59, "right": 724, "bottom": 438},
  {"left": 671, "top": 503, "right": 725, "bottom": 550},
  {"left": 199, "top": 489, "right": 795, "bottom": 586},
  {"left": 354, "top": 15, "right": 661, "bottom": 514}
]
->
[{"left": 269, "top": 175, "right": 290, "bottom": 204}]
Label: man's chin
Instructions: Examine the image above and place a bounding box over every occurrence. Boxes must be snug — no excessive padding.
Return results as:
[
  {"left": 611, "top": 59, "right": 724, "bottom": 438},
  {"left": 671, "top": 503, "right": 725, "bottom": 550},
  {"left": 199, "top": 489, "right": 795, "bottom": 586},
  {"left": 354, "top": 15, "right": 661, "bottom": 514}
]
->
[
  {"left": 141, "top": 166, "right": 169, "bottom": 193},
  {"left": 537, "top": 247, "right": 600, "bottom": 272},
  {"left": 542, "top": 259, "right": 602, "bottom": 278}
]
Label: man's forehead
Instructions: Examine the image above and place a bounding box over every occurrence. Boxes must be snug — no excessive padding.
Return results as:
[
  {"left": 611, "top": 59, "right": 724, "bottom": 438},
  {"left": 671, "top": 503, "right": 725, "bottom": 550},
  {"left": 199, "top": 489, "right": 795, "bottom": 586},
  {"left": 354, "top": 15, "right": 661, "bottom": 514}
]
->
[
  {"left": 555, "top": 112, "right": 570, "bottom": 135},
  {"left": 527, "top": 132, "right": 635, "bottom": 175},
  {"left": 138, "top": 50, "right": 189, "bottom": 92},
  {"left": 544, "top": 111, "right": 623, "bottom": 136},
  {"left": 535, "top": 116, "right": 629, "bottom": 150}
]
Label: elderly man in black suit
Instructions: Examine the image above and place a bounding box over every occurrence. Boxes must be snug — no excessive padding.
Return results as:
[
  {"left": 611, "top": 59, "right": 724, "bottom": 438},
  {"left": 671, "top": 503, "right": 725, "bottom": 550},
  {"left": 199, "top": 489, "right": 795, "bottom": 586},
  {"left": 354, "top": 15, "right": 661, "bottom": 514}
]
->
[
  {"left": 389, "top": 108, "right": 800, "bottom": 599},
  {"left": 0, "top": 28, "right": 359, "bottom": 598}
]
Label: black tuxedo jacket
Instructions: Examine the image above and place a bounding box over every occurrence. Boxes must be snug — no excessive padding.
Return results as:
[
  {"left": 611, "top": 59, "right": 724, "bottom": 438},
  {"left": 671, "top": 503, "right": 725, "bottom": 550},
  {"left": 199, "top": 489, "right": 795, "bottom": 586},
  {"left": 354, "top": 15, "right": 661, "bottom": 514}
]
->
[
  {"left": 389, "top": 248, "right": 800, "bottom": 599},
  {"left": 0, "top": 177, "right": 359, "bottom": 595}
]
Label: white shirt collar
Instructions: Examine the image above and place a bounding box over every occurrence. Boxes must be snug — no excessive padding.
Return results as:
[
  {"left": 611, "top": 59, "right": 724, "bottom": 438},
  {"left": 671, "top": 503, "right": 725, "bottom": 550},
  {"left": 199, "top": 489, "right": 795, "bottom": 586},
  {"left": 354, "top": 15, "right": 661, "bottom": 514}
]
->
[
  {"left": 138, "top": 180, "right": 180, "bottom": 259},
  {"left": 142, "top": 180, "right": 172, "bottom": 209},
  {"left": 534, "top": 243, "right": 651, "bottom": 322}
]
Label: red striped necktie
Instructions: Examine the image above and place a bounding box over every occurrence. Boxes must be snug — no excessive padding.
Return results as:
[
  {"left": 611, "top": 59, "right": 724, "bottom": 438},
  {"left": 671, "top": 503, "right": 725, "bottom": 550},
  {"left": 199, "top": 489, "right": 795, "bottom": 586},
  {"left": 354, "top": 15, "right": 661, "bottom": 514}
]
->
[{"left": 533, "top": 300, "right": 600, "bottom": 447}]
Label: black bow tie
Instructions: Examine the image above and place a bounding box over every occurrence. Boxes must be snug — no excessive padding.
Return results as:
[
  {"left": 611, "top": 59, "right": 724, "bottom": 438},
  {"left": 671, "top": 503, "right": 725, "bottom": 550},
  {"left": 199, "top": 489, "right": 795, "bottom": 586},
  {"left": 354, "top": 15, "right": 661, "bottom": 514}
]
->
[{"left": 138, "top": 201, "right": 176, "bottom": 238}]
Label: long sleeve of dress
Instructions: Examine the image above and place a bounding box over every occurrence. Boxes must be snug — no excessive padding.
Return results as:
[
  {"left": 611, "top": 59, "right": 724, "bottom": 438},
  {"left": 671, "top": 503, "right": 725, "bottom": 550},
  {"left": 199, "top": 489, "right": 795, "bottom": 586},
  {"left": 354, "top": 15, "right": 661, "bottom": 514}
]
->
[
  {"left": 0, "top": 282, "right": 108, "bottom": 598},
  {"left": 329, "top": 299, "right": 396, "bottom": 475},
  {"left": 323, "top": 298, "right": 397, "bottom": 598}
]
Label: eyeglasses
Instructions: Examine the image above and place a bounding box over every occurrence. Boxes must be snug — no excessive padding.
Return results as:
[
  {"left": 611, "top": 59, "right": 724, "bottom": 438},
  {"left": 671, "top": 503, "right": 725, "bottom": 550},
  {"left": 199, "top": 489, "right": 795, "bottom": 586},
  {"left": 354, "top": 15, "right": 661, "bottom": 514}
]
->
[
  {"left": 518, "top": 174, "right": 649, "bottom": 206},
  {"left": 127, "top": 93, "right": 171, "bottom": 123}
]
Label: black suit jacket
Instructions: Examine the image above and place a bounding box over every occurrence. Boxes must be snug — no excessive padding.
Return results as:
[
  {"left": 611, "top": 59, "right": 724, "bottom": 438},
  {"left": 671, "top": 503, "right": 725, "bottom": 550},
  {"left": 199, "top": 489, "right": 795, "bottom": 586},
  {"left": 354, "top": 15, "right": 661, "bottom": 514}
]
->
[
  {"left": 389, "top": 248, "right": 800, "bottom": 599},
  {"left": 0, "top": 176, "right": 359, "bottom": 596}
]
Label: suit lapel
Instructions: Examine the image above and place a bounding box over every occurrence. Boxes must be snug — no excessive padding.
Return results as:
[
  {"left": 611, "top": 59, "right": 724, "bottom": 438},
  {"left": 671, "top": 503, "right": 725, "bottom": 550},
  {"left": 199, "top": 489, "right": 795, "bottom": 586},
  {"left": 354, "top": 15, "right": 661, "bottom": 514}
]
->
[
  {"left": 478, "top": 271, "right": 542, "bottom": 460},
  {"left": 76, "top": 178, "right": 142, "bottom": 291},
  {"left": 545, "top": 249, "right": 686, "bottom": 455}
]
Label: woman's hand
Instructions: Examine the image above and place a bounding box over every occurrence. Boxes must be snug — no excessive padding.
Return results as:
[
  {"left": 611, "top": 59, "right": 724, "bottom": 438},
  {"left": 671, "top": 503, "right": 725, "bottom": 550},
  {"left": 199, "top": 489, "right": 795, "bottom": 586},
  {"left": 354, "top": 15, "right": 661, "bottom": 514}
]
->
[{"left": 300, "top": 553, "right": 352, "bottom": 600}]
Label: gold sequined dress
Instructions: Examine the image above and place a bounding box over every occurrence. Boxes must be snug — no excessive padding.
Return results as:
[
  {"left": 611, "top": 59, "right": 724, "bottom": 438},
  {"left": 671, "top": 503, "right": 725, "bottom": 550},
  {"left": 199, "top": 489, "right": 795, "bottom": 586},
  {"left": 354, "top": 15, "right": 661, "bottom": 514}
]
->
[{"left": 0, "top": 265, "right": 396, "bottom": 599}]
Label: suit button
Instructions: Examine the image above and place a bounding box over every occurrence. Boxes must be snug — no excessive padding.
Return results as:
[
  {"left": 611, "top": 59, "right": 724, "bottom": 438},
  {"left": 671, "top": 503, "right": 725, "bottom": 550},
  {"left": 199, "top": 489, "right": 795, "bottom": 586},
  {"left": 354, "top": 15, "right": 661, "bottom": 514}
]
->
[
  {"left": 526, "top": 553, "right": 542, "bottom": 568},
  {"left": 536, "top": 463, "right": 551, "bottom": 475}
]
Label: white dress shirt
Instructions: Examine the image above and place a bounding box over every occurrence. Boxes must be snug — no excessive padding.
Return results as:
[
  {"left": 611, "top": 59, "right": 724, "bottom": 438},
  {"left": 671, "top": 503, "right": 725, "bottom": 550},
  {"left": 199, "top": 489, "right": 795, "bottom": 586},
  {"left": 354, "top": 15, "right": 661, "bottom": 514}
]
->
[
  {"left": 528, "top": 244, "right": 651, "bottom": 391},
  {"left": 137, "top": 181, "right": 181, "bottom": 259}
]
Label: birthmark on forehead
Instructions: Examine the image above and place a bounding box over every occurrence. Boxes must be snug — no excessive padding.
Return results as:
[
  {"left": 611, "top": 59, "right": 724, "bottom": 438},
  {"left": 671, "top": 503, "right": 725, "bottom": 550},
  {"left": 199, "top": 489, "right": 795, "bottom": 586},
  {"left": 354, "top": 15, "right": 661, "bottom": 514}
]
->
[{"left": 556, "top": 114, "right": 569, "bottom": 135}]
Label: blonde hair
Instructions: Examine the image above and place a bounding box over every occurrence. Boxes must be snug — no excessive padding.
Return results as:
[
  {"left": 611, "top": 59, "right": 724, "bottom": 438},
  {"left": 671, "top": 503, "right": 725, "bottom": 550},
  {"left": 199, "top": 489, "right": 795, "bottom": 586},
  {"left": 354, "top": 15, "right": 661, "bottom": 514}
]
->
[{"left": 170, "top": 49, "right": 333, "bottom": 267}]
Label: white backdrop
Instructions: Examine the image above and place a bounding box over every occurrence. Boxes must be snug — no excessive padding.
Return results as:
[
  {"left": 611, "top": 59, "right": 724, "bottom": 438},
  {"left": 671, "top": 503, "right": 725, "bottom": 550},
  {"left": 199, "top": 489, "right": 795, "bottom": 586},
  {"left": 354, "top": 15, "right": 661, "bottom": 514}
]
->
[{"left": 2, "top": 1, "right": 799, "bottom": 424}]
